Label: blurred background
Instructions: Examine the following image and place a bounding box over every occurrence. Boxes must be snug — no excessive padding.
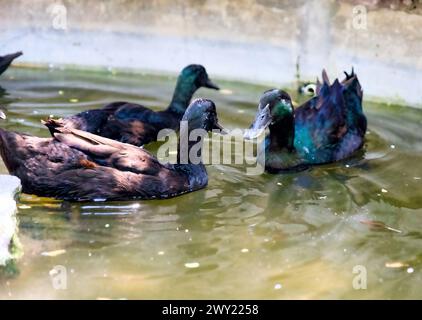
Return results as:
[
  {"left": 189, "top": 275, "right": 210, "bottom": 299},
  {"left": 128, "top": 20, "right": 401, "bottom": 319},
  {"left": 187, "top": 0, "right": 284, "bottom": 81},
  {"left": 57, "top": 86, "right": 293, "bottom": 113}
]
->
[{"left": 1, "top": 0, "right": 422, "bottom": 107}]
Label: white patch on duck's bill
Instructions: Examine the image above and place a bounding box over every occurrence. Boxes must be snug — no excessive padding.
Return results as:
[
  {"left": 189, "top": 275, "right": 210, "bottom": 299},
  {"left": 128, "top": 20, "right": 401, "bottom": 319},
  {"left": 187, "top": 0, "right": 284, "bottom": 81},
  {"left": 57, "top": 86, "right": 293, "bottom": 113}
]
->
[
  {"left": 303, "top": 147, "right": 310, "bottom": 154},
  {"left": 257, "top": 103, "right": 268, "bottom": 110}
]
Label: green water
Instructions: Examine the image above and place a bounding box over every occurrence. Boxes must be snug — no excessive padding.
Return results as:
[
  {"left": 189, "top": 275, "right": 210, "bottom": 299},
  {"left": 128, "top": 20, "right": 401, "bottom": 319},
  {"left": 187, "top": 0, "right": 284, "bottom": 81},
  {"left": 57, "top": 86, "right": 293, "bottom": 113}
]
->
[{"left": 0, "top": 67, "right": 421, "bottom": 299}]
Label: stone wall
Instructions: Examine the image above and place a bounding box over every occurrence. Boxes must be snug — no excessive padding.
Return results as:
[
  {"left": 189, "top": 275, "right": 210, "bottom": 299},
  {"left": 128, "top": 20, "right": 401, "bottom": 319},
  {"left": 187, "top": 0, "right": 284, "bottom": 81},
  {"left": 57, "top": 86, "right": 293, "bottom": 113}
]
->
[{"left": 1, "top": 0, "right": 422, "bottom": 107}]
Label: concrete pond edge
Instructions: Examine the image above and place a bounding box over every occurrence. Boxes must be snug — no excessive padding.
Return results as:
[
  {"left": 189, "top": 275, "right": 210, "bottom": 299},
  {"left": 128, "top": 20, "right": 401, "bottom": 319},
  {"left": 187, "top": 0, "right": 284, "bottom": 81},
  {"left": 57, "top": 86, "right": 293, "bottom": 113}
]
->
[{"left": 0, "top": 175, "right": 23, "bottom": 274}]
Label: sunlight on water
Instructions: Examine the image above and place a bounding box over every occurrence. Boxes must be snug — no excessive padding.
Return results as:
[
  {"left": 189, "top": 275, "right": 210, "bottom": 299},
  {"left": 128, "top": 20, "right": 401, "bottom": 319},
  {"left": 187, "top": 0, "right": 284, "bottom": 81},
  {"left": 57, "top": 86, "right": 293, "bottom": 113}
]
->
[{"left": 0, "top": 67, "right": 421, "bottom": 299}]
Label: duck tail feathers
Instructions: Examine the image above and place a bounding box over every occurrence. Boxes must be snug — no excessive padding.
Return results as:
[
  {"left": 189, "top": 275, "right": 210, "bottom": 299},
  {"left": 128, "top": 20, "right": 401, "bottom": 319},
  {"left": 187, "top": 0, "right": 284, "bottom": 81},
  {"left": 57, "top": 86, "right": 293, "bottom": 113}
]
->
[
  {"left": 316, "top": 77, "right": 322, "bottom": 95},
  {"left": 42, "top": 118, "right": 67, "bottom": 136},
  {"left": 343, "top": 67, "right": 356, "bottom": 81},
  {"left": 321, "top": 69, "right": 330, "bottom": 86}
]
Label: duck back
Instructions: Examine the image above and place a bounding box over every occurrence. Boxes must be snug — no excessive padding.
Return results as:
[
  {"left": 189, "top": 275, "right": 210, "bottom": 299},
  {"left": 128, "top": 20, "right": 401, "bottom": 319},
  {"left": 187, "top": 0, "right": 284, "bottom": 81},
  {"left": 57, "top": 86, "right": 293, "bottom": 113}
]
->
[{"left": 294, "top": 74, "right": 366, "bottom": 164}]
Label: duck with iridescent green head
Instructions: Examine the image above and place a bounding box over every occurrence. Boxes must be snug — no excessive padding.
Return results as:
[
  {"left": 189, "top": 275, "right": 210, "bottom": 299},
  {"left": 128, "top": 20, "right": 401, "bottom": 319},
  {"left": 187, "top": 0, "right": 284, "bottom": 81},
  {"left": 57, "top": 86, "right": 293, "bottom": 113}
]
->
[
  {"left": 244, "top": 69, "right": 367, "bottom": 173},
  {"left": 51, "top": 64, "right": 220, "bottom": 146}
]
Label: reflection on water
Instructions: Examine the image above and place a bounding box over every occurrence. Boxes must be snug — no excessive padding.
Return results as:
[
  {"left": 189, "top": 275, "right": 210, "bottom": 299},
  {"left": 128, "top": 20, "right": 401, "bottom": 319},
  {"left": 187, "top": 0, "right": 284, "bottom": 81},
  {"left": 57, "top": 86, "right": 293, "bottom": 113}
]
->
[{"left": 0, "top": 67, "right": 421, "bottom": 299}]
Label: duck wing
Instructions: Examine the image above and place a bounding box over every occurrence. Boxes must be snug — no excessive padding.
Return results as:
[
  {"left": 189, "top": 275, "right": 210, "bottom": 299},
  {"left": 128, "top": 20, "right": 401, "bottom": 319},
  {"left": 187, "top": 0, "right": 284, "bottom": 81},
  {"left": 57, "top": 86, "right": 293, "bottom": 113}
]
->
[
  {"left": 0, "top": 126, "right": 186, "bottom": 201},
  {"left": 56, "top": 101, "right": 175, "bottom": 146},
  {"left": 43, "top": 125, "right": 189, "bottom": 200},
  {"left": 51, "top": 101, "right": 128, "bottom": 134},
  {"left": 98, "top": 115, "right": 161, "bottom": 146},
  {"left": 0, "top": 127, "right": 94, "bottom": 195},
  {"left": 63, "top": 100, "right": 160, "bottom": 127},
  {"left": 99, "top": 102, "right": 178, "bottom": 145},
  {"left": 48, "top": 165, "right": 185, "bottom": 201},
  {"left": 44, "top": 119, "right": 164, "bottom": 175},
  {"left": 108, "top": 102, "right": 157, "bottom": 122},
  {"left": 0, "top": 52, "right": 22, "bottom": 75}
]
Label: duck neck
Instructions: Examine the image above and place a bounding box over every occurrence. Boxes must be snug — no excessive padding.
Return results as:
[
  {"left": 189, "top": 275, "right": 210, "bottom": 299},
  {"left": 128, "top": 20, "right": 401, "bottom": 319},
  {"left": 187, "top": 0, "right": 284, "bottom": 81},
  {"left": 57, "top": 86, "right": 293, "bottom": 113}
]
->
[
  {"left": 175, "top": 124, "right": 208, "bottom": 189},
  {"left": 176, "top": 123, "right": 206, "bottom": 165},
  {"left": 167, "top": 79, "right": 198, "bottom": 117},
  {"left": 267, "top": 114, "right": 295, "bottom": 153}
]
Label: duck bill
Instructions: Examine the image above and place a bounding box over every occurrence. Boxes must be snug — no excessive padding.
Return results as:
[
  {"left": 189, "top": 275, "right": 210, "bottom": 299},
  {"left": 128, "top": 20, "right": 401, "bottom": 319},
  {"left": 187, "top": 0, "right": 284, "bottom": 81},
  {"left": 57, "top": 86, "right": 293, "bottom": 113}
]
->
[
  {"left": 204, "top": 78, "right": 220, "bottom": 90},
  {"left": 0, "top": 110, "right": 6, "bottom": 120},
  {"left": 244, "top": 105, "right": 272, "bottom": 140},
  {"left": 213, "top": 122, "right": 228, "bottom": 135}
]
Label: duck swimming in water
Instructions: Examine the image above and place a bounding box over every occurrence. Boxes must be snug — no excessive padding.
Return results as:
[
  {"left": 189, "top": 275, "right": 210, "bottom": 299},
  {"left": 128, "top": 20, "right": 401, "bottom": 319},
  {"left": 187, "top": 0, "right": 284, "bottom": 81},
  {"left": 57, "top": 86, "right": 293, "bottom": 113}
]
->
[
  {"left": 245, "top": 69, "right": 367, "bottom": 173},
  {"left": 0, "top": 52, "right": 22, "bottom": 76},
  {"left": 0, "top": 99, "right": 224, "bottom": 201},
  {"left": 51, "top": 64, "right": 220, "bottom": 146}
]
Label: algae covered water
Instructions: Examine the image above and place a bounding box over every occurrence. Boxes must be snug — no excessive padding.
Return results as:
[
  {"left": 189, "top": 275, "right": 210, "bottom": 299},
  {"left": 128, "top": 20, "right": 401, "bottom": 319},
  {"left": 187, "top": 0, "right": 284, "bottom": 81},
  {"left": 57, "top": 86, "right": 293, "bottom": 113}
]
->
[{"left": 0, "top": 67, "right": 421, "bottom": 299}]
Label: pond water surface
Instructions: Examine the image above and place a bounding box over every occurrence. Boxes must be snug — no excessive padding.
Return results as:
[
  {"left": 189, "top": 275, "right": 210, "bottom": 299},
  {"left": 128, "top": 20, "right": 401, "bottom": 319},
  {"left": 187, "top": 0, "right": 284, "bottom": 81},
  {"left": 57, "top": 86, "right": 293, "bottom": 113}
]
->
[{"left": 0, "top": 67, "right": 421, "bottom": 299}]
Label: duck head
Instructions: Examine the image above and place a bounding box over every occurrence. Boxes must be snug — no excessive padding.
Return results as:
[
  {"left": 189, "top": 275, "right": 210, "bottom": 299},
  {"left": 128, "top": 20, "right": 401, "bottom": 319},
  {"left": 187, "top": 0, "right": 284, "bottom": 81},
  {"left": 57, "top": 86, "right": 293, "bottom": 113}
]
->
[
  {"left": 244, "top": 89, "right": 294, "bottom": 140},
  {"left": 169, "top": 65, "right": 219, "bottom": 115},
  {"left": 180, "top": 64, "right": 219, "bottom": 91},
  {"left": 178, "top": 98, "right": 225, "bottom": 165},
  {"left": 182, "top": 98, "right": 224, "bottom": 132}
]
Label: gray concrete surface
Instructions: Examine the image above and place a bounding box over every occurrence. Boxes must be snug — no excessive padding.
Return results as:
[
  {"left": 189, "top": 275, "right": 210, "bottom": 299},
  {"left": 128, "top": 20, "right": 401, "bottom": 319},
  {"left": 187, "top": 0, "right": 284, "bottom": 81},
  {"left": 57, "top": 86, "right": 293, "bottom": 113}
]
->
[
  {"left": 1, "top": 0, "right": 422, "bottom": 107},
  {"left": 0, "top": 175, "right": 21, "bottom": 266}
]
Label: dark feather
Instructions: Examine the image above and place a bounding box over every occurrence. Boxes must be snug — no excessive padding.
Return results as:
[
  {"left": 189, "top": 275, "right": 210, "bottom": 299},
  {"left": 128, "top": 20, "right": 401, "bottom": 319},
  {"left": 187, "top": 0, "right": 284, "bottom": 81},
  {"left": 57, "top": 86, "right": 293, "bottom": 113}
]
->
[
  {"left": 0, "top": 99, "right": 218, "bottom": 201},
  {"left": 263, "top": 70, "right": 367, "bottom": 172},
  {"left": 53, "top": 65, "right": 218, "bottom": 146},
  {"left": 0, "top": 52, "right": 22, "bottom": 76},
  {"left": 0, "top": 127, "right": 205, "bottom": 201}
]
